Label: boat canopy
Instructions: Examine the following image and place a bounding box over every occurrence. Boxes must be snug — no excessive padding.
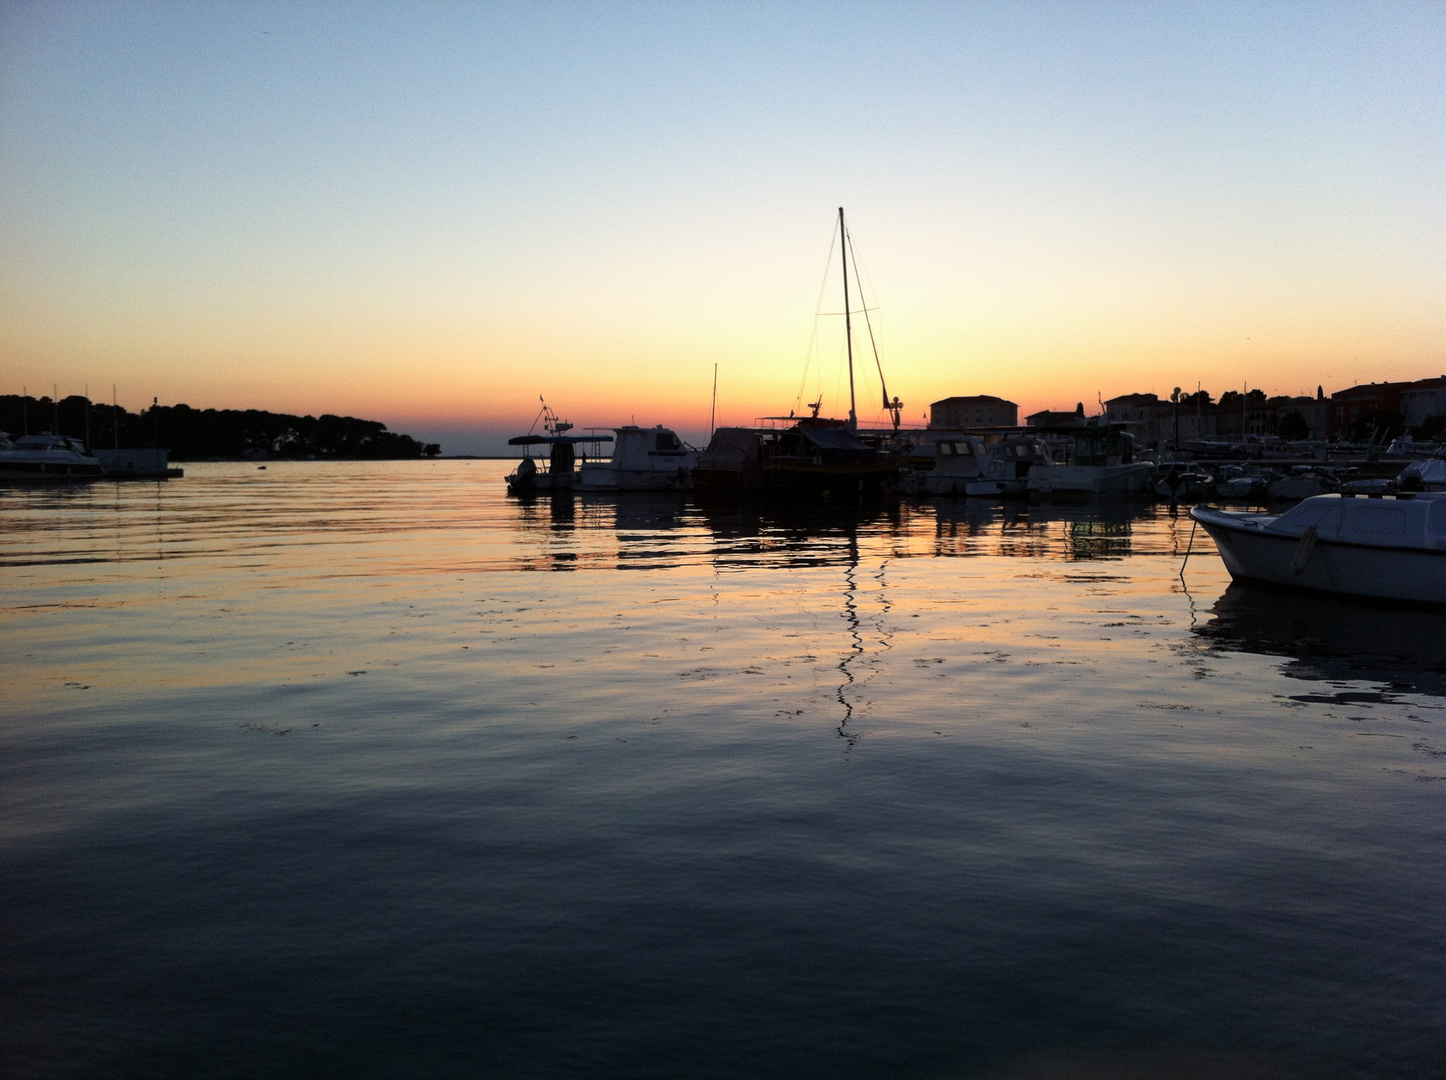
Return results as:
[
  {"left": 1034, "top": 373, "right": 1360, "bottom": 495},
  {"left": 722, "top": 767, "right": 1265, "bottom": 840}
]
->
[
  {"left": 799, "top": 426, "right": 872, "bottom": 453},
  {"left": 697, "top": 427, "right": 762, "bottom": 471},
  {"left": 507, "top": 434, "right": 613, "bottom": 446}
]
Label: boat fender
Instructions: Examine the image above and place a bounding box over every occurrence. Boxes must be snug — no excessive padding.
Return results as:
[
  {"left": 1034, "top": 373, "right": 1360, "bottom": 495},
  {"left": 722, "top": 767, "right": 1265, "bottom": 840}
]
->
[{"left": 1290, "top": 525, "right": 1318, "bottom": 575}]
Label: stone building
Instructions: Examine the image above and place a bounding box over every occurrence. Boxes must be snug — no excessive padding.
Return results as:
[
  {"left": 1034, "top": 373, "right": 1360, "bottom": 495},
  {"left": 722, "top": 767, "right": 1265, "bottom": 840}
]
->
[
  {"left": 929, "top": 395, "right": 1018, "bottom": 429},
  {"left": 1103, "top": 393, "right": 1216, "bottom": 445},
  {"left": 1331, "top": 381, "right": 1412, "bottom": 431},
  {"left": 1399, "top": 377, "right": 1446, "bottom": 428}
]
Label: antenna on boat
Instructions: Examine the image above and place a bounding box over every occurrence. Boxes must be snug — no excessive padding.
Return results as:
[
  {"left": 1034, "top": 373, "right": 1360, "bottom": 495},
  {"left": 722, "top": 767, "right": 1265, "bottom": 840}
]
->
[{"left": 839, "top": 207, "right": 856, "bottom": 430}]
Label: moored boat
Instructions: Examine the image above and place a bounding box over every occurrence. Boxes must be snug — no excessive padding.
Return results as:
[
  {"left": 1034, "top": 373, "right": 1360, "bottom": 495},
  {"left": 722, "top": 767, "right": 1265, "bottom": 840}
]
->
[
  {"left": 1398, "top": 456, "right": 1446, "bottom": 492},
  {"left": 1213, "top": 466, "right": 1274, "bottom": 499},
  {"left": 695, "top": 427, "right": 767, "bottom": 492},
  {"left": 693, "top": 417, "right": 900, "bottom": 496},
  {"left": 1267, "top": 466, "right": 1338, "bottom": 500},
  {"left": 904, "top": 431, "right": 1051, "bottom": 498},
  {"left": 504, "top": 402, "right": 612, "bottom": 496},
  {"left": 1027, "top": 425, "right": 1152, "bottom": 496},
  {"left": 1154, "top": 465, "right": 1214, "bottom": 502},
  {"left": 1189, "top": 492, "right": 1446, "bottom": 604},
  {"left": 577, "top": 425, "right": 697, "bottom": 491},
  {"left": 0, "top": 434, "right": 105, "bottom": 482}
]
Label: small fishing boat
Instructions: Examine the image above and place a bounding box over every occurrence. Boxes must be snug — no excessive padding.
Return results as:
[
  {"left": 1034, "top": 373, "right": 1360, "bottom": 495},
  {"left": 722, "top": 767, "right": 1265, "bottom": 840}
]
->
[
  {"left": 577, "top": 425, "right": 698, "bottom": 491},
  {"left": 0, "top": 434, "right": 105, "bottom": 482},
  {"left": 1189, "top": 492, "right": 1446, "bottom": 604},
  {"left": 505, "top": 402, "right": 611, "bottom": 496},
  {"left": 1267, "top": 466, "right": 1338, "bottom": 500},
  {"left": 1213, "top": 466, "right": 1275, "bottom": 499},
  {"left": 1154, "top": 465, "right": 1214, "bottom": 502}
]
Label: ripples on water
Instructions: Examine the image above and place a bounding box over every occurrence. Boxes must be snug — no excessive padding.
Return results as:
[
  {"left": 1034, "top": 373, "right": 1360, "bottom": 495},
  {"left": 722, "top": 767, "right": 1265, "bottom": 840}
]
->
[{"left": 3, "top": 462, "right": 1444, "bottom": 1079}]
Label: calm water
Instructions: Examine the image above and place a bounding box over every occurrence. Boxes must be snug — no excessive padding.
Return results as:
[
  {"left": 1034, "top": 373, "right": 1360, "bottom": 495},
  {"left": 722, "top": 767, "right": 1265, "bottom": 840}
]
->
[{"left": 4, "top": 461, "right": 1445, "bottom": 1079}]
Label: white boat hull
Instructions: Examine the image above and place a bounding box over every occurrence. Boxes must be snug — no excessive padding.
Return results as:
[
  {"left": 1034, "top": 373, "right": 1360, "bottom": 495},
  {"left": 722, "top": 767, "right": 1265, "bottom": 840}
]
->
[
  {"left": 0, "top": 437, "right": 106, "bottom": 482},
  {"left": 0, "top": 463, "right": 105, "bottom": 482},
  {"left": 505, "top": 468, "right": 575, "bottom": 495},
  {"left": 577, "top": 465, "right": 692, "bottom": 492},
  {"left": 1190, "top": 503, "right": 1446, "bottom": 604}
]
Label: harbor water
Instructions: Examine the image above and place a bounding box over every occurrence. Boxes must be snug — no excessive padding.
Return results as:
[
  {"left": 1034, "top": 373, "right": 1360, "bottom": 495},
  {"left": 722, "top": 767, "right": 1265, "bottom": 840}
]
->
[{"left": 3, "top": 461, "right": 1445, "bottom": 1078}]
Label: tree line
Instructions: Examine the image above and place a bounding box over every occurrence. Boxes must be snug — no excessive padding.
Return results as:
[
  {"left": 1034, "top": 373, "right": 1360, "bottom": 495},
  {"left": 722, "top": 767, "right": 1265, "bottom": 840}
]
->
[{"left": 0, "top": 396, "right": 441, "bottom": 460}]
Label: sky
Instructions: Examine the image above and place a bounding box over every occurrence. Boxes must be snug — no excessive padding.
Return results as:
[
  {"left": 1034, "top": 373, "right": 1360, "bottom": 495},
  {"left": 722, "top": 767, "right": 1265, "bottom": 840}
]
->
[{"left": 2, "top": 1, "right": 1443, "bottom": 454}]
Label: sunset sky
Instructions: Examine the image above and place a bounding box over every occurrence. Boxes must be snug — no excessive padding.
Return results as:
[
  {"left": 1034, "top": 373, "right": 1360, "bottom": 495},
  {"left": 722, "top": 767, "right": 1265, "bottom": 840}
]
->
[{"left": 2, "top": 2, "right": 1443, "bottom": 454}]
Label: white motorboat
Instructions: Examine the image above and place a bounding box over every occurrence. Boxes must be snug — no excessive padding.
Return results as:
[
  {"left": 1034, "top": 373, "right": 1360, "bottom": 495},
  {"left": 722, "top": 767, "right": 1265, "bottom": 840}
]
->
[
  {"left": 1027, "top": 425, "right": 1153, "bottom": 496},
  {"left": 577, "top": 425, "right": 697, "bottom": 491},
  {"left": 1189, "top": 493, "right": 1446, "bottom": 604},
  {"left": 1267, "top": 466, "right": 1337, "bottom": 500},
  {"left": 904, "top": 432, "right": 1051, "bottom": 497},
  {"left": 1214, "top": 466, "right": 1274, "bottom": 499},
  {"left": 1385, "top": 435, "right": 1441, "bottom": 459},
  {"left": 0, "top": 434, "right": 105, "bottom": 482},
  {"left": 1154, "top": 466, "right": 1213, "bottom": 501}
]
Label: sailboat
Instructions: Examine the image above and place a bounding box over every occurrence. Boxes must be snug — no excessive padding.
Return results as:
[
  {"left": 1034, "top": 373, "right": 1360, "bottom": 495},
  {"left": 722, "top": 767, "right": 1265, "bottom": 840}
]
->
[{"left": 695, "top": 208, "right": 903, "bottom": 496}]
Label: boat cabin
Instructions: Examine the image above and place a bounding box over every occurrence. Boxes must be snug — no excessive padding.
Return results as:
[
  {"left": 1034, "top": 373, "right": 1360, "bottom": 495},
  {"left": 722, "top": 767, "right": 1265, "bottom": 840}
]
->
[
  {"left": 609, "top": 425, "right": 691, "bottom": 466},
  {"left": 1264, "top": 492, "right": 1446, "bottom": 549}
]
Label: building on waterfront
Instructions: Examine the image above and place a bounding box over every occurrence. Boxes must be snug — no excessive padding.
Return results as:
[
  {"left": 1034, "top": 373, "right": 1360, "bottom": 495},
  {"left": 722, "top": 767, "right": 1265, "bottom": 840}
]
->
[
  {"left": 1398, "top": 377, "right": 1446, "bottom": 428},
  {"left": 1025, "top": 404, "right": 1087, "bottom": 428},
  {"left": 1013, "top": 377, "right": 1446, "bottom": 448},
  {"left": 1103, "top": 393, "right": 1217, "bottom": 445},
  {"left": 1330, "top": 381, "right": 1413, "bottom": 431},
  {"left": 929, "top": 395, "right": 1018, "bottom": 429},
  {"left": 1259, "top": 394, "right": 1331, "bottom": 440},
  {"left": 1103, "top": 394, "right": 1168, "bottom": 442}
]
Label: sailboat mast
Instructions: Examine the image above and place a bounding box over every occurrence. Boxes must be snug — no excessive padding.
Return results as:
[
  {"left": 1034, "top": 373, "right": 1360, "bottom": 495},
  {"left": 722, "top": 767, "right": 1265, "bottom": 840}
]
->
[{"left": 839, "top": 207, "right": 857, "bottom": 428}]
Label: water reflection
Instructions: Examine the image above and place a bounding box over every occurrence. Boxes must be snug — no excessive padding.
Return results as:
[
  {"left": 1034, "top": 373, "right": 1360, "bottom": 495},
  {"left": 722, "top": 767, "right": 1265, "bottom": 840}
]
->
[
  {"left": 919, "top": 497, "right": 1155, "bottom": 560},
  {"left": 836, "top": 531, "right": 863, "bottom": 747},
  {"left": 1195, "top": 582, "right": 1446, "bottom": 700},
  {"left": 505, "top": 491, "right": 1168, "bottom": 572}
]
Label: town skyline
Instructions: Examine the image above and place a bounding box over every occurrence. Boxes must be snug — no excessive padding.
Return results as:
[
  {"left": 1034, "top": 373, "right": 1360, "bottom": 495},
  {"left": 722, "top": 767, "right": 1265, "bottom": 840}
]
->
[{"left": 7, "top": 366, "right": 1442, "bottom": 458}]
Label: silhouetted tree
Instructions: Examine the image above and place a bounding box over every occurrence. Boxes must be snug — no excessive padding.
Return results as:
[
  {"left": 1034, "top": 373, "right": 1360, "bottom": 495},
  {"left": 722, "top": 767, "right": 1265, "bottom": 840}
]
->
[
  {"left": 1345, "top": 408, "right": 1406, "bottom": 444},
  {"left": 1277, "top": 411, "right": 1310, "bottom": 440},
  {"left": 1414, "top": 415, "right": 1446, "bottom": 440},
  {"left": 0, "top": 395, "right": 436, "bottom": 459}
]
